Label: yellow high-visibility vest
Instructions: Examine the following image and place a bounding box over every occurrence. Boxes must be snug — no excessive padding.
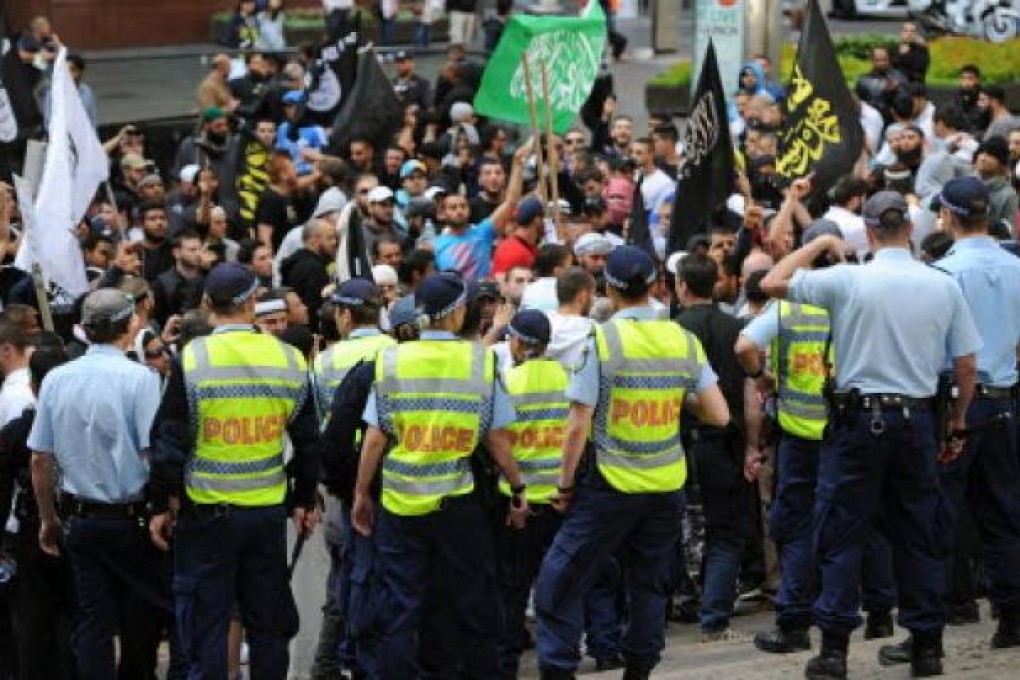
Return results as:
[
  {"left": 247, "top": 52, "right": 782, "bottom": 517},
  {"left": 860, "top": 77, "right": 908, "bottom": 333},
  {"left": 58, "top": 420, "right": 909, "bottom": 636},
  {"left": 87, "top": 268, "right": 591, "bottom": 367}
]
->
[
  {"left": 312, "top": 331, "right": 395, "bottom": 413},
  {"left": 593, "top": 319, "right": 704, "bottom": 493},
  {"left": 500, "top": 358, "right": 569, "bottom": 503},
  {"left": 772, "top": 301, "right": 830, "bottom": 441},
  {"left": 374, "top": 340, "right": 495, "bottom": 516},
  {"left": 183, "top": 330, "right": 306, "bottom": 506}
]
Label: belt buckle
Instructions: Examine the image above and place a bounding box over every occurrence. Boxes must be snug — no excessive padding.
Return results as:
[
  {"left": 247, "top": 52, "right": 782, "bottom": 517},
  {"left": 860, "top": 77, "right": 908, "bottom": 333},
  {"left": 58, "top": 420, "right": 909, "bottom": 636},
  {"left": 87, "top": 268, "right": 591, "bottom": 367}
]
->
[{"left": 868, "top": 398, "right": 886, "bottom": 436}]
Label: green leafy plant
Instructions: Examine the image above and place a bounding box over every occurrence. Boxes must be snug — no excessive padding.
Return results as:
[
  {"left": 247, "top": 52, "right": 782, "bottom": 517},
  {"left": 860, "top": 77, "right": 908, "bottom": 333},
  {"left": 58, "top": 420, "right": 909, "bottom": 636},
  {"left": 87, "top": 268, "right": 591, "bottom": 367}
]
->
[{"left": 650, "top": 36, "right": 1020, "bottom": 89}]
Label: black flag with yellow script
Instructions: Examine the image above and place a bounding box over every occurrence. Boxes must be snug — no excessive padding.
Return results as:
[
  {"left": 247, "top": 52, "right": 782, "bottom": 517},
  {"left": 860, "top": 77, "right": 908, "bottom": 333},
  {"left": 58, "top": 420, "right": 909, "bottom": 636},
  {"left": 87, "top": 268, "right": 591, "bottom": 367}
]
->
[
  {"left": 775, "top": 0, "right": 863, "bottom": 193},
  {"left": 666, "top": 39, "right": 734, "bottom": 256}
]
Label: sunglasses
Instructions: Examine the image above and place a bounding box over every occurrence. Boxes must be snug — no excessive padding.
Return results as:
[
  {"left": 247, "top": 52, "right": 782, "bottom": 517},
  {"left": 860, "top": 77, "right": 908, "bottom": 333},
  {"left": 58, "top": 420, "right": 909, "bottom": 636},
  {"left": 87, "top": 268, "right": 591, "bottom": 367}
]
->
[{"left": 145, "top": 346, "right": 171, "bottom": 359}]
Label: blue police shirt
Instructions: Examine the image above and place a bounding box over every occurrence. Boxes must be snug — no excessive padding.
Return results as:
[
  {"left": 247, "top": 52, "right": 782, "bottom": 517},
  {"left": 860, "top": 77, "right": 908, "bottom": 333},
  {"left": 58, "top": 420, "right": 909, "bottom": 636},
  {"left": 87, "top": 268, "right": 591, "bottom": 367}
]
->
[
  {"left": 740, "top": 300, "right": 781, "bottom": 348},
  {"left": 28, "top": 344, "right": 162, "bottom": 503},
  {"left": 362, "top": 331, "right": 515, "bottom": 430},
  {"left": 566, "top": 307, "right": 718, "bottom": 408},
  {"left": 788, "top": 247, "right": 983, "bottom": 397},
  {"left": 936, "top": 235, "right": 1020, "bottom": 387}
]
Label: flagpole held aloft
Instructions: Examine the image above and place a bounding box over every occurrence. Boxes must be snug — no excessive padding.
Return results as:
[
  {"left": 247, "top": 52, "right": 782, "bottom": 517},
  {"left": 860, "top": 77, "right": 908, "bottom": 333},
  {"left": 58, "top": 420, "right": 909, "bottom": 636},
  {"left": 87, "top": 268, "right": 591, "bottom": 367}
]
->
[
  {"left": 521, "top": 53, "right": 549, "bottom": 208},
  {"left": 31, "top": 263, "right": 54, "bottom": 332},
  {"left": 539, "top": 60, "right": 562, "bottom": 233}
]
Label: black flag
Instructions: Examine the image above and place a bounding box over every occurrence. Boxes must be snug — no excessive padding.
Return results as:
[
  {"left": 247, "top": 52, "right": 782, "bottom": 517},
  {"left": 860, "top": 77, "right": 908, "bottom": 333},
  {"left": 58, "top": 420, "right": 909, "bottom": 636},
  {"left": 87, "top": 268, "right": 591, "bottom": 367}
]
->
[
  {"left": 328, "top": 47, "right": 403, "bottom": 155},
  {"left": 666, "top": 39, "right": 734, "bottom": 257},
  {"left": 305, "top": 13, "right": 360, "bottom": 127},
  {"left": 775, "top": 0, "right": 864, "bottom": 193}
]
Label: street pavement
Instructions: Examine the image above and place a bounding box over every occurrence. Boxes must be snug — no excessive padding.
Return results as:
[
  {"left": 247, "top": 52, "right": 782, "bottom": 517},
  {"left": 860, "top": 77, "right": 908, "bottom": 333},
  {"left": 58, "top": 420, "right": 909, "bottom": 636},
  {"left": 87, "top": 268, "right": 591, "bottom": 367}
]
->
[{"left": 79, "top": 11, "right": 1020, "bottom": 679}]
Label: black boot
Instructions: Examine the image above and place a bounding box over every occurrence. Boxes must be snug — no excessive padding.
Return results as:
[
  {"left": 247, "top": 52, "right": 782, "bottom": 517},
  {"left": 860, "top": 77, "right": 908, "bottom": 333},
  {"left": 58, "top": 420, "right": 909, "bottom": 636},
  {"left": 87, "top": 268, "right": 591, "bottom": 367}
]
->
[
  {"left": 864, "top": 610, "right": 895, "bottom": 640},
  {"left": 804, "top": 632, "right": 848, "bottom": 680},
  {"left": 878, "top": 636, "right": 913, "bottom": 666},
  {"left": 910, "top": 630, "right": 944, "bottom": 677},
  {"left": 992, "top": 607, "right": 1020, "bottom": 648},
  {"left": 754, "top": 627, "right": 811, "bottom": 653},
  {"left": 594, "top": 653, "right": 625, "bottom": 672},
  {"left": 622, "top": 667, "right": 651, "bottom": 680},
  {"left": 947, "top": 601, "right": 980, "bottom": 626}
]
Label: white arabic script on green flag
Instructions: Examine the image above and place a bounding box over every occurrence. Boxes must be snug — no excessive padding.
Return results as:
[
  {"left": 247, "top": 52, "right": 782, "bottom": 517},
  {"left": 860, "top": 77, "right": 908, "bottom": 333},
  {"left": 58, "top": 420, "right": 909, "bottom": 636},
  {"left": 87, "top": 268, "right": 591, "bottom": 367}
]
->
[{"left": 473, "top": 1, "right": 606, "bottom": 134}]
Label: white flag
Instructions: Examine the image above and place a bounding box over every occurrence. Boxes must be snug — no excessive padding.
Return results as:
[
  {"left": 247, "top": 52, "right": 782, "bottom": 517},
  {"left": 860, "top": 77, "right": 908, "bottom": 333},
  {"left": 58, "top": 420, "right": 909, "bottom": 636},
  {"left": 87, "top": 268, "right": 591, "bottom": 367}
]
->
[
  {"left": 12, "top": 175, "right": 38, "bottom": 272},
  {"left": 27, "top": 47, "right": 108, "bottom": 296}
]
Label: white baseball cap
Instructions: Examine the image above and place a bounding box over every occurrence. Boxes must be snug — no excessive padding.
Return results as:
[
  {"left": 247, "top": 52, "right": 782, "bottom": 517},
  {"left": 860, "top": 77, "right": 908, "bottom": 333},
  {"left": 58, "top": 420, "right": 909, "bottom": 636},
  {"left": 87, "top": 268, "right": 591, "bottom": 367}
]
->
[
  {"left": 180, "top": 164, "right": 201, "bottom": 184},
  {"left": 367, "top": 186, "right": 395, "bottom": 204}
]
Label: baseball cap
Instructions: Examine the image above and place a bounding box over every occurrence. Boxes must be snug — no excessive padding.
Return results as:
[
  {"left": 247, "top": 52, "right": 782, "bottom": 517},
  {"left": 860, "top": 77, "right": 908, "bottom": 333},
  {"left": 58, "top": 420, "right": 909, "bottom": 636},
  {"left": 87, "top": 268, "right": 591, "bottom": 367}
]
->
[
  {"left": 604, "top": 245, "right": 656, "bottom": 291},
  {"left": 204, "top": 262, "right": 260, "bottom": 307},
  {"left": 394, "top": 49, "right": 414, "bottom": 62},
  {"left": 932, "top": 176, "right": 990, "bottom": 217},
  {"left": 508, "top": 309, "right": 551, "bottom": 345},
  {"left": 405, "top": 196, "right": 436, "bottom": 220},
  {"left": 423, "top": 185, "right": 449, "bottom": 202},
  {"left": 476, "top": 281, "right": 501, "bottom": 301},
  {"left": 389, "top": 295, "right": 419, "bottom": 330},
  {"left": 573, "top": 232, "right": 613, "bottom": 258},
  {"left": 976, "top": 135, "right": 1010, "bottom": 167},
  {"left": 515, "top": 196, "right": 545, "bottom": 225},
  {"left": 367, "top": 186, "right": 395, "bottom": 204},
  {"left": 180, "top": 164, "right": 201, "bottom": 184},
  {"left": 399, "top": 159, "right": 427, "bottom": 180},
  {"left": 863, "top": 191, "right": 909, "bottom": 228},
  {"left": 802, "top": 218, "right": 843, "bottom": 244},
  {"left": 282, "top": 90, "right": 305, "bottom": 105},
  {"left": 137, "top": 174, "right": 163, "bottom": 189},
  {"left": 82, "top": 289, "right": 135, "bottom": 327},
  {"left": 665, "top": 251, "right": 687, "bottom": 275},
  {"left": 120, "top": 153, "right": 149, "bottom": 170},
  {"left": 416, "top": 272, "right": 468, "bottom": 319},
  {"left": 201, "top": 106, "right": 226, "bottom": 123},
  {"left": 330, "top": 278, "right": 381, "bottom": 307},
  {"left": 372, "top": 264, "right": 398, "bottom": 287}
]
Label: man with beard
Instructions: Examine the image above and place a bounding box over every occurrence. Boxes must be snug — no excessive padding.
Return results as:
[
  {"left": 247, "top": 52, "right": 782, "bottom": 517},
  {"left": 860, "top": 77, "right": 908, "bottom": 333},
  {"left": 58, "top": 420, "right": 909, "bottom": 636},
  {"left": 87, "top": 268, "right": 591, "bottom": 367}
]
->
[
  {"left": 979, "top": 85, "right": 1019, "bottom": 142},
  {"left": 892, "top": 125, "right": 955, "bottom": 200},
  {"left": 955, "top": 65, "right": 988, "bottom": 135},
  {"left": 469, "top": 158, "right": 506, "bottom": 224},
  {"left": 822, "top": 175, "right": 869, "bottom": 261},
  {"left": 136, "top": 202, "right": 176, "bottom": 282},
  {"left": 151, "top": 230, "right": 207, "bottom": 327},
  {"left": 230, "top": 52, "right": 275, "bottom": 122},
  {"left": 280, "top": 219, "right": 338, "bottom": 332},
  {"left": 173, "top": 108, "right": 240, "bottom": 216},
  {"left": 854, "top": 47, "right": 909, "bottom": 121}
]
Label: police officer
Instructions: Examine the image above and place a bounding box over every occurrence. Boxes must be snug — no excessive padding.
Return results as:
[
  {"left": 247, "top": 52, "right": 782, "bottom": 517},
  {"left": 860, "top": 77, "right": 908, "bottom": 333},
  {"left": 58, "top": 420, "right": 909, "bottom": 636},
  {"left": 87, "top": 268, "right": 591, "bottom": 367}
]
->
[
  {"left": 534, "top": 246, "right": 729, "bottom": 680},
  {"left": 739, "top": 221, "right": 896, "bottom": 654},
  {"left": 761, "top": 191, "right": 982, "bottom": 679},
  {"left": 351, "top": 272, "right": 529, "bottom": 678},
  {"left": 148, "top": 262, "right": 321, "bottom": 679},
  {"left": 880, "top": 176, "right": 1020, "bottom": 664},
  {"left": 310, "top": 278, "right": 394, "bottom": 678},
  {"left": 495, "top": 309, "right": 570, "bottom": 678},
  {"left": 29, "top": 289, "right": 170, "bottom": 680}
]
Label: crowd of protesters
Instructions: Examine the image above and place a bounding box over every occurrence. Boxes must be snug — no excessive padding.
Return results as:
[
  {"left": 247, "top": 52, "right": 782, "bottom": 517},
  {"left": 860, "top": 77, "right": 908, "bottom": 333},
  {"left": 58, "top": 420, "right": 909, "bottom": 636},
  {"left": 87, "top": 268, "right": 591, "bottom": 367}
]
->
[{"left": 2, "top": 3, "right": 1020, "bottom": 679}]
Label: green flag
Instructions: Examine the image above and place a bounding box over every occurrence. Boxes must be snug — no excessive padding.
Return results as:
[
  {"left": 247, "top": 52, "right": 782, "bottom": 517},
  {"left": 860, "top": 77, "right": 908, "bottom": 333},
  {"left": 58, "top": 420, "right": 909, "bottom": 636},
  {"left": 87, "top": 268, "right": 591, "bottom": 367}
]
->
[{"left": 474, "top": 1, "right": 606, "bottom": 134}]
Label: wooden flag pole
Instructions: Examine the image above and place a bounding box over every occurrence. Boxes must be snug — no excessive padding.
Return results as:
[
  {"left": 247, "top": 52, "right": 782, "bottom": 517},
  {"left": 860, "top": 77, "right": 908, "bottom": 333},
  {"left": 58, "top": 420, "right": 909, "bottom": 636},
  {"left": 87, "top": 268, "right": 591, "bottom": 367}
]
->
[
  {"left": 31, "top": 263, "right": 55, "bottom": 332},
  {"left": 539, "top": 60, "right": 562, "bottom": 233},
  {"left": 521, "top": 53, "right": 549, "bottom": 207}
]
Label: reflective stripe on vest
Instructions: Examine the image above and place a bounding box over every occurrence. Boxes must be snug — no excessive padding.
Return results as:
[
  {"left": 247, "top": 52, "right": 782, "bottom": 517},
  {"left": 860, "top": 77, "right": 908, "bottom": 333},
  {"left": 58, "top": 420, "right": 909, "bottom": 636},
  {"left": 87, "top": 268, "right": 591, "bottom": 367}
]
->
[
  {"left": 593, "top": 319, "right": 699, "bottom": 493},
  {"left": 774, "top": 301, "right": 830, "bottom": 441},
  {"left": 183, "top": 332, "right": 306, "bottom": 506},
  {"left": 313, "top": 333, "right": 395, "bottom": 412},
  {"left": 375, "top": 341, "right": 493, "bottom": 516},
  {"left": 500, "top": 358, "right": 568, "bottom": 503}
]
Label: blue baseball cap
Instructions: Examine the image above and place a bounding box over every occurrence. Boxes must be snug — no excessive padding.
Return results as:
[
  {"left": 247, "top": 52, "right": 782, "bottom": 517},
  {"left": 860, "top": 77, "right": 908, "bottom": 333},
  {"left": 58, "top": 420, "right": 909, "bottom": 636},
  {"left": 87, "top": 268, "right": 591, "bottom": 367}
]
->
[
  {"left": 330, "top": 278, "right": 381, "bottom": 307},
  {"left": 416, "top": 272, "right": 467, "bottom": 319},
  {"left": 400, "top": 159, "right": 428, "bottom": 179},
  {"left": 508, "top": 309, "right": 551, "bottom": 345},
  {"left": 515, "top": 195, "right": 545, "bottom": 225},
  {"left": 282, "top": 90, "right": 306, "bottom": 105},
  {"left": 604, "top": 245, "right": 656, "bottom": 291},
  {"left": 933, "top": 176, "right": 990, "bottom": 217},
  {"left": 204, "top": 262, "right": 260, "bottom": 307}
]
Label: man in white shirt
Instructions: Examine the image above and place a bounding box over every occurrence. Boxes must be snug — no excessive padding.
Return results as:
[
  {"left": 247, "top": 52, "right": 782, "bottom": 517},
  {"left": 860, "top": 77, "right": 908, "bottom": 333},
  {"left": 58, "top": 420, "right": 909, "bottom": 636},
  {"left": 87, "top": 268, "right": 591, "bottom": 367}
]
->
[
  {"left": 0, "top": 317, "right": 35, "bottom": 428},
  {"left": 822, "top": 175, "right": 869, "bottom": 261},
  {"left": 520, "top": 244, "right": 571, "bottom": 313},
  {"left": 545, "top": 267, "right": 596, "bottom": 370},
  {"left": 631, "top": 137, "right": 674, "bottom": 219}
]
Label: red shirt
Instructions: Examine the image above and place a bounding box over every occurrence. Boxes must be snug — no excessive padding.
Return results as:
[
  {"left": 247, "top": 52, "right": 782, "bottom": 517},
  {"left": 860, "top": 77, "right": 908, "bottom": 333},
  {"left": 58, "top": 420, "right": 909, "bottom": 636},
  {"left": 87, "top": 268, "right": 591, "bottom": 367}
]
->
[{"left": 491, "top": 234, "right": 537, "bottom": 277}]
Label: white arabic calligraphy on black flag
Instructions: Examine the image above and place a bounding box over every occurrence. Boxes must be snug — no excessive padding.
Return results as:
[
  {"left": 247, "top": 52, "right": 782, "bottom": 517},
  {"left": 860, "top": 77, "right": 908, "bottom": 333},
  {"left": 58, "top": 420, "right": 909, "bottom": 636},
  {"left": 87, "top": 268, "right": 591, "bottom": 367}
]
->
[
  {"left": 667, "top": 39, "right": 734, "bottom": 256},
  {"left": 305, "top": 13, "right": 360, "bottom": 126}
]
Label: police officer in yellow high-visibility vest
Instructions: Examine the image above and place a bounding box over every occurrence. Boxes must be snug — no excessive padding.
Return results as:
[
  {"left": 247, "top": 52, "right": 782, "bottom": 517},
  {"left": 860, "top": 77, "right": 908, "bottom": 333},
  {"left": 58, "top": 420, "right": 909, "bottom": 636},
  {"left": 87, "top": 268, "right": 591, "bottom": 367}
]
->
[
  {"left": 533, "top": 246, "right": 730, "bottom": 680},
  {"left": 351, "top": 272, "right": 529, "bottom": 678},
  {"left": 148, "top": 263, "right": 321, "bottom": 679},
  {"left": 494, "top": 309, "right": 570, "bottom": 678},
  {"left": 311, "top": 277, "right": 395, "bottom": 678}
]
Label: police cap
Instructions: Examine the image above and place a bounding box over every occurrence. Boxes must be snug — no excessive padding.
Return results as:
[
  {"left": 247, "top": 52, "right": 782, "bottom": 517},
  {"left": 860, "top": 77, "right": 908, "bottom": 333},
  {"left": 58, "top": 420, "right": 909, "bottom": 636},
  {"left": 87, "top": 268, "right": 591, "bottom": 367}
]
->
[
  {"left": 416, "top": 272, "right": 467, "bottom": 319},
  {"left": 862, "top": 191, "right": 909, "bottom": 229},
  {"left": 82, "top": 289, "right": 135, "bottom": 327},
  {"left": 508, "top": 309, "right": 551, "bottom": 346},
  {"left": 933, "top": 176, "right": 990, "bottom": 218},
  {"left": 330, "top": 278, "right": 381, "bottom": 307},
  {"left": 604, "top": 245, "right": 656, "bottom": 291},
  {"left": 205, "top": 262, "right": 260, "bottom": 307}
]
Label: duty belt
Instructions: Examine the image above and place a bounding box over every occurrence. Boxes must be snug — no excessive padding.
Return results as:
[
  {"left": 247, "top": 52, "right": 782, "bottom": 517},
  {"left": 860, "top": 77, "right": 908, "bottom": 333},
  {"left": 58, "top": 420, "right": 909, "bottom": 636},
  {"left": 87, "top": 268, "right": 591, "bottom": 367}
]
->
[
  {"left": 60, "top": 494, "right": 147, "bottom": 519},
  {"left": 833, "top": 392, "right": 934, "bottom": 410},
  {"left": 975, "top": 384, "right": 1018, "bottom": 400}
]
